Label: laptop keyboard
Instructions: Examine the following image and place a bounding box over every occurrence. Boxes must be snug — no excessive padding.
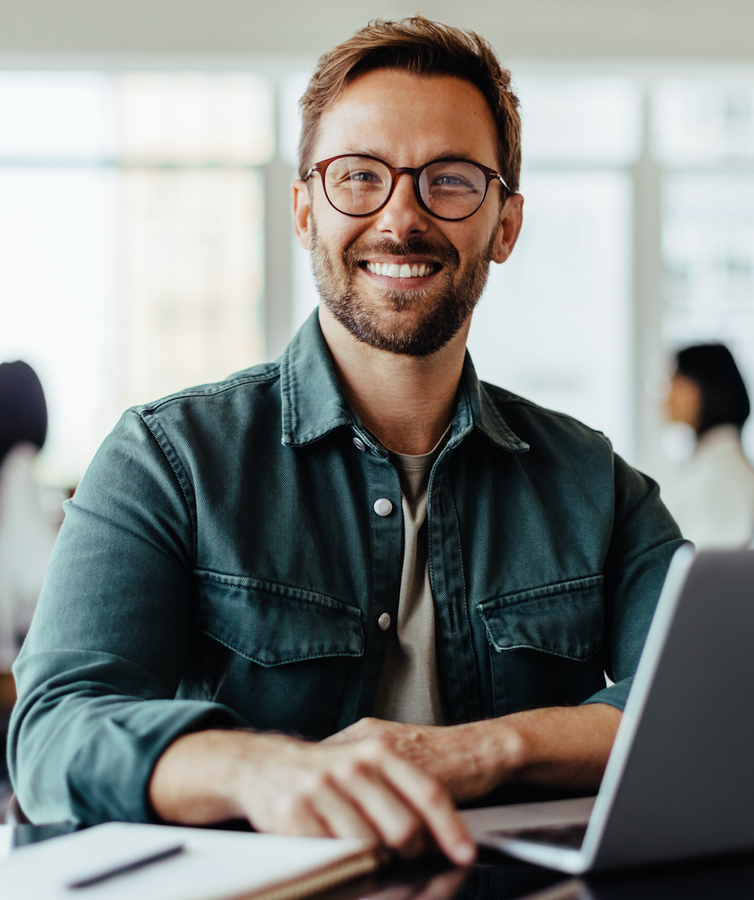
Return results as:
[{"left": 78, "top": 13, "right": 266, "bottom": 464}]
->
[{"left": 488, "top": 822, "right": 588, "bottom": 850}]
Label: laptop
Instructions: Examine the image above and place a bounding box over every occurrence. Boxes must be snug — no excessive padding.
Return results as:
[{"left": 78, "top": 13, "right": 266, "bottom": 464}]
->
[{"left": 463, "top": 545, "right": 754, "bottom": 873}]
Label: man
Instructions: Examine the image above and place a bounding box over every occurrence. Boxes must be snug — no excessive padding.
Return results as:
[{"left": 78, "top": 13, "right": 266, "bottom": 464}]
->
[{"left": 9, "top": 17, "right": 682, "bottom": 865}]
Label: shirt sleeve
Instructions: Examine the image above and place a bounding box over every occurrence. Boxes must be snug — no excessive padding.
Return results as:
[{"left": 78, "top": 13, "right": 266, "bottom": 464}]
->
[
  {"left": 583, "top": 452, "right": 685, "bottom": 711},
  {"left": 9, "top": 410, "right": 246, "bottom": 825}
]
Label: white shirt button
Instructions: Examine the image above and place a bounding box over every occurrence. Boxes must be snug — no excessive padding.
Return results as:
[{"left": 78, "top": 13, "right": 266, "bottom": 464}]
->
[
  {"left": 352, "top": 436, "right": 366, "bottom": 452},
  {"left": 373, "top": 498, "right": 393, "bottom": 517},
  {"left": 378, "top": 612, "right": 391, "bottom": 631}
]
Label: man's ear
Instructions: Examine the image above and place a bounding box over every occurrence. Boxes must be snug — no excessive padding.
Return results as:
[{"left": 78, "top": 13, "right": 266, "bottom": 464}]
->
[
  {"left": 292, "top": 179, "right": 313, "bottom": 250},
  {"left": 491, "top": 192, "right": 524, "bottom": 265}
]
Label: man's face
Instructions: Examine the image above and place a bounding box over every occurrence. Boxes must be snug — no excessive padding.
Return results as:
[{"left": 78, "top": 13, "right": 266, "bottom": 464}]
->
[{"left": 293, "top": 69, "right": 523, "bottom": 357}]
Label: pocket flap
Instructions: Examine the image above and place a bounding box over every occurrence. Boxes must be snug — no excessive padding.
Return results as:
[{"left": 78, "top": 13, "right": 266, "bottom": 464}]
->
[
  {"left": 476, "top": 575, "right": 603, "bottom": 661},
  {"left": 195, "top": 571, "right": 363, "bottom": 667}
]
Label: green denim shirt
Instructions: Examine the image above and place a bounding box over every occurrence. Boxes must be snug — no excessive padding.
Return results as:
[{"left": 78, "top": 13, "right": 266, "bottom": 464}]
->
[{"left": 10, "top": 311, "right": 683, "bottom": 824}]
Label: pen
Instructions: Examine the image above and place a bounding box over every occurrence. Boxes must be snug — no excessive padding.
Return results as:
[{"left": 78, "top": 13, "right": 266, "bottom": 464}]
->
[{"left": 66, "top": 842, "right": 186, "bottom": 889}]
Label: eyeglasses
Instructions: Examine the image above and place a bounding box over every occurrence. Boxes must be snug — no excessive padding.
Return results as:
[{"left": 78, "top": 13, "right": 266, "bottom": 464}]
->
[{"left": 304, "top": 154, "right": 510, "bottom": 221}]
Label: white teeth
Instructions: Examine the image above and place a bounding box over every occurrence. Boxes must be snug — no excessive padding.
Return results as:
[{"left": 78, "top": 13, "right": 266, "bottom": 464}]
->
[{"left": 365, "top": 261, "right": 434, "bottom": 278}]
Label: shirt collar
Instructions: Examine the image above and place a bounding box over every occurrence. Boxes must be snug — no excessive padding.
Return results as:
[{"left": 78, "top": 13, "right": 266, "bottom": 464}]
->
[
  {"left": 280, "top": 309, "right": 528, "bottom": 454},
  {"left": 451, "top": 352, "right": 529, "bottom": 453},
  {"left": 280, "top": 310, "right": 355, "bottom": 447}
]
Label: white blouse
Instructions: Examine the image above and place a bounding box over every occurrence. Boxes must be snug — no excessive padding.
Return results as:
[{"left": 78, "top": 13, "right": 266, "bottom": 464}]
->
[{"left": 662, "top": 425, "right": 754, "bottom": 549}]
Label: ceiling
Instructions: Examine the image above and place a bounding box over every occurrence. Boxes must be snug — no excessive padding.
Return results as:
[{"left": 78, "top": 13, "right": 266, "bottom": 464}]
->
[{"left": 1, "top": 0, "right": 753, "bottom": 65}]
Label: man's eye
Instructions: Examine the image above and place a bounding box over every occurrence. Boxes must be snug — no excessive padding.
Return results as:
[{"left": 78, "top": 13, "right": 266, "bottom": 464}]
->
[
  {"left": 348, "top": 170, "right": 383, "bottom": 185},
  {"left": 432, "top": 174, "right": 475, "bottom": 191},
  {"left": 330, "top": 169, "right": 385, "bottom": 191}
]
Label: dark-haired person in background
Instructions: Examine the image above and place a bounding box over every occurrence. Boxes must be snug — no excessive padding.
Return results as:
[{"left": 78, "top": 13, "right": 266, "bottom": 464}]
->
[
  {"left": 664, "top": 343, "right": 754, "bottom": 548},
  {"left": 0, "top": 361, "right": 61, "bottom": 673},
  {"left": 0, "top": 361, "right": 63, "bottom": 811}
]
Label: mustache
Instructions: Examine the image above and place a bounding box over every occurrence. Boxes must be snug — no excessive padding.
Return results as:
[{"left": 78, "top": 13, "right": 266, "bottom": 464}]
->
[{"left": 344, "top": 237, "right": 460, "bottom": 269}]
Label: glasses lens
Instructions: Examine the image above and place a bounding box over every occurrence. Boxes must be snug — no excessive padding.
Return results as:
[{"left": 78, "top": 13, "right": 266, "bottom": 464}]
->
[
  {"left": 323, "top": 156, "right": 392, "bottom": 216},
  {"left": 419, "top": 161, "right": 488, "bottom": 219}
]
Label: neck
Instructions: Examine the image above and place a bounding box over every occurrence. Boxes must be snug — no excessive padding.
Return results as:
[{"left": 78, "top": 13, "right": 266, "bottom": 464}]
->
[{"left": 318, "top": 305, "right": 469, "bottom": 455}]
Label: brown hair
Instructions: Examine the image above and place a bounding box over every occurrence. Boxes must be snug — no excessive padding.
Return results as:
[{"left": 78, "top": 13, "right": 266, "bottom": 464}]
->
[{"left": 298, "top": 16, "right": 522, "bottom": 193}]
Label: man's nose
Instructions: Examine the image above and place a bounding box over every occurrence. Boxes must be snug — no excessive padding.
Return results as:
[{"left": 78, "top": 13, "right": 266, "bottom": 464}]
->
[{"left": 374, "top": 172, "right": 429, "bottom": 240}]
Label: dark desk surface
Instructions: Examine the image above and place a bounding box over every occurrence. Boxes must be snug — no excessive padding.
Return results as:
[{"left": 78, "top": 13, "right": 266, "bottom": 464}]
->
[{"left": 6, "top": 824, "right": 754, "bottom": 899}]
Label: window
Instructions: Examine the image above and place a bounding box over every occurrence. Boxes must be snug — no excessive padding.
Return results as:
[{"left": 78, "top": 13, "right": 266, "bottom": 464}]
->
[
  {"left": 468, "top": 76, "right": 639, "bottom": 461},
  {"left": 0, "top": 71, "right": 272, "bottom": 485},
  {"left": 6, "top": 63, "right": 754, "bottom": 485},
  {"left": 654, "top": 76, "right": 754, "bottom": 459}
]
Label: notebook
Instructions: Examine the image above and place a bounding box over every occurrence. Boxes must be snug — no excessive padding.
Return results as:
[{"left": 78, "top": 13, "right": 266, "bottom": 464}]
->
[
  {"left": 0, "top": 820, "right": 380, "bottom": 900},
  {"left": 463, "top": 545, "right": 754, "bottom": 872}
]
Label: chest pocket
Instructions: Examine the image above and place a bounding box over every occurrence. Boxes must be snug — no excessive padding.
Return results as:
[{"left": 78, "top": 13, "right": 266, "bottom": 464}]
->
[
  {"left": 193, "top": 571, "right": 363, "bottom": 738},
  {"left": 476, "top": 575, "right": 606, "bottom": 716}
]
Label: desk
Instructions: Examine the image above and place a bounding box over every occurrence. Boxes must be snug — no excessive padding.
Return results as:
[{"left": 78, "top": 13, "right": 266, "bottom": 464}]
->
[{"left": 4, "top": 824, "right": 754, "bottom": 899}]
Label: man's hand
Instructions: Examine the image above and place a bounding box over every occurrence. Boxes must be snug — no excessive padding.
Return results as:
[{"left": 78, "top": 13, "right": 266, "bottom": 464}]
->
[
  {"left": 324, "top": 704, "right": 623, "bottom": 804},
  {"left": 149, "top": 729, "right": 475, "bottom": 866},
  {"left": 323, "top": 718, "right": 516, "bottom": 803}
]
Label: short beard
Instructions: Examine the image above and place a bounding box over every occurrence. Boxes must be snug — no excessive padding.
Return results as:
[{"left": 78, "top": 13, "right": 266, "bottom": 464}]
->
[{"left": 310, "top": 220, "right": 497, "bottom": 357}]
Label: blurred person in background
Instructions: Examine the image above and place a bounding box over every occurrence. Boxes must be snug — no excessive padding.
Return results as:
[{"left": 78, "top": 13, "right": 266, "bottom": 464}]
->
[
  {"left": 663, "top": 343, "right": 754, "bottom": 548},
  {"left": 0, "top": 361, "right": 62, "bottom": 677}
]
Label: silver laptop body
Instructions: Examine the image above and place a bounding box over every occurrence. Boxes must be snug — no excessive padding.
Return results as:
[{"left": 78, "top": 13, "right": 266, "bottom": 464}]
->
[{"left": 464, "top": 545, "right": 754, "bottom": 873}]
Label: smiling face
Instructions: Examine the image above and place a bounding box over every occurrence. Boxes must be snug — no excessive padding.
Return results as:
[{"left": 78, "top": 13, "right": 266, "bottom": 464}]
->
[{"left": 293, "top": 69, "right": 523, "bottom": 357}]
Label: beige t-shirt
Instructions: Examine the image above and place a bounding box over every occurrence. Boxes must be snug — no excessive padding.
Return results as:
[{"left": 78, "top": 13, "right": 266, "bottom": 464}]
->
[{"left": 371, "top": 431, "right": 450, "bottom": 725}]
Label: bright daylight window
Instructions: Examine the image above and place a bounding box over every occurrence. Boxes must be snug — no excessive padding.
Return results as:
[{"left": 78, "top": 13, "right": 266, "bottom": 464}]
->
[
  {"left": 467, "top": 76, "right": 639, "bottom": 462},
  {"left": 7, "top": 66, "right": 754, "bottom": 485},
  {"left": 655, "top": 77, "right": 754, "bottom": 458},
  {"left": 0, "top": 71, "right": 272, "bottom": 487}
]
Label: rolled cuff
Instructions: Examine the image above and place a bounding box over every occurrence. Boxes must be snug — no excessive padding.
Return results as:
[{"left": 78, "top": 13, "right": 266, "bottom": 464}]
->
[{"left": 581, "top": 676, "right": 632, "bottom": 712}]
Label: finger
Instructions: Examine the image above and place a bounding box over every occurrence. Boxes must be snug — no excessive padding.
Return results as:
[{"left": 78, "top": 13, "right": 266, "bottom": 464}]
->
[
  {"left": 331, "top": 756, "right": 428, "bottom": 856},
  {"left": 253, "top": 792, "right": 331, "bottom": 838},
  {"left": 307, "top": 779, "right": 380, "bottom": 843},
  {"left": 373, "top": 748, "right": 476, "bottom": 865}
]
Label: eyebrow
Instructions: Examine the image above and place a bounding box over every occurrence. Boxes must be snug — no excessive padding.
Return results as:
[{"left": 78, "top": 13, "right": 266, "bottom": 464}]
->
[{"left": 343, "top": 148, "right": 490, "bottom": 166}]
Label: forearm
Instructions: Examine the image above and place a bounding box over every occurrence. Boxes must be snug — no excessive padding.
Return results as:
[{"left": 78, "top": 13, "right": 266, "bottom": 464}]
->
[
  {"left": 325, "top": 703, "right": 622, "bottom": 804},
  {"left": 10, "top": 639, "right": 242, "bottom": 824},
  {"left": 478, "top": 702, "right": 622, "bottom": 793},
  {"left": 149, "top": 728, "right": 476, "bottom": 865},
  {"left": 150, "top": 730, "right": 338, "bottom": 825},
  {"left": 149, "top": 729, "right": 252, "bottom": 824}
]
